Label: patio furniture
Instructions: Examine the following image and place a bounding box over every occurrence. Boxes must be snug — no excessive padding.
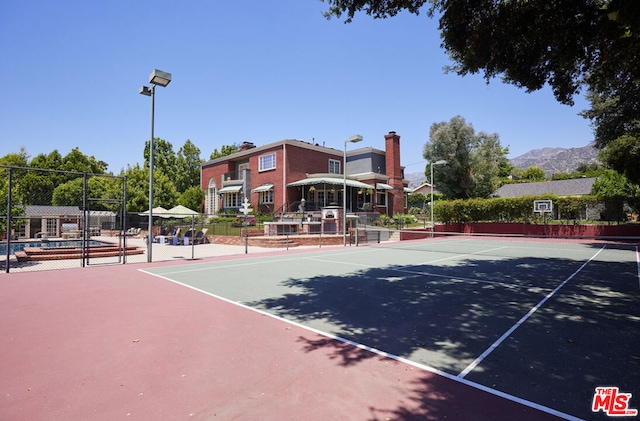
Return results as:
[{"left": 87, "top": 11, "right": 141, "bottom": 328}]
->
[{"left": 193, "top": 228, "right": 209, "bottom": 244}]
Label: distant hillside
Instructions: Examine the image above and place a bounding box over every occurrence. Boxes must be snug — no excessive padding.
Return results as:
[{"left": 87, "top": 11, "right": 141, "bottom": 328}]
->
[
  {"left": 510, "top": 143, "right": 599, "bottom": 176},
  {"left": 406, "top": 172, "right": 427, "bottom": 189},
  {"left": 404, "top": 143, "right": 600, "bottom": 188}
]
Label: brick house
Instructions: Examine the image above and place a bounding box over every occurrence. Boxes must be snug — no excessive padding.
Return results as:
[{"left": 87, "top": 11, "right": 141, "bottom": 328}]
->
[{"left": 200, "top": 131, "right": 410, "bottom": 218}]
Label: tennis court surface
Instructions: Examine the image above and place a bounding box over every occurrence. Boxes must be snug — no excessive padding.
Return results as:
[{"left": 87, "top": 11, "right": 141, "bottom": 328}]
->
[{"left": 2, "top": 235, "right": 639, "bottom": 420}]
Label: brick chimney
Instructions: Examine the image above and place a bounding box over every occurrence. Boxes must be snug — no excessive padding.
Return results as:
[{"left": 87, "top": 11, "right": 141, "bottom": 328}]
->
[
  {"left": 240, "top": 141, "right": 256, "bottom": 151},
  {"left": 384, "top": 131, "right": 404, "bottom": 216}
]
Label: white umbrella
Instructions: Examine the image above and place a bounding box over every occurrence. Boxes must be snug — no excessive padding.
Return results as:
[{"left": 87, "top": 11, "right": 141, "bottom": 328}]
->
[
  {"left": 138, "top": 206, "right": 168, "bottom": 217},
  {"left": 161, "top": 205, "right": 200, "bottom": 218}
]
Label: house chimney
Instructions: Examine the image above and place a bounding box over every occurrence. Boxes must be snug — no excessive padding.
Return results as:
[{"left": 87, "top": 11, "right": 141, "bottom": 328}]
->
[
  {"left": 385, "top": 131, "right": 404, "bottom": 216},
  {"left": 240, "top": 141, "right": 256, "bottom": 151}
]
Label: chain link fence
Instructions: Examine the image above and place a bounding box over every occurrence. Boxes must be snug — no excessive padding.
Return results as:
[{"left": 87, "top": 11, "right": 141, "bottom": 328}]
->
[
  {"left": 1, "top": 166, "right": 130, "bottom": 273},
  {"left": 1, "top": 166, "right": 351, "bottom": 273}
]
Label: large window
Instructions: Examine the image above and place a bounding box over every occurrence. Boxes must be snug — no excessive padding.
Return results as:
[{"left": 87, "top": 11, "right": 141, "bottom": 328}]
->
[
  {"left": 329, "top": 159, "right": 341, "bottom": 174},
  {"left": 259, "top": 190, "right": 274, "bottom": 204},
  {"left": 206, "top": 179, "right": 218, "bottom": 215},
  {"left": 259, "top": 153, "right": 276, "bottom": 172},
  {"left": 237, "top": 162, "right": 249, "bottom": 179},
  {"left": 47, "top": 218, "right": 58, "bottom": 236},
  {"left": 376, "top": 191, "right": 387, "bottom": 207},
  {"left": 223, "top": 192, "right": 241, "bottom": 208}
]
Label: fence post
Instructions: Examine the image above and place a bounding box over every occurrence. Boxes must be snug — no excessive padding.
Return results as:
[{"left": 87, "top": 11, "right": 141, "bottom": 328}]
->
[
  {"left": 82, "top": 172, "right": 88, "bottom": 267},
  {"left": 122, "top": 175, "right": 127, "bottom": 264},
  {"left": 5, "top": 168, "right": 12, "bottom": 273}
]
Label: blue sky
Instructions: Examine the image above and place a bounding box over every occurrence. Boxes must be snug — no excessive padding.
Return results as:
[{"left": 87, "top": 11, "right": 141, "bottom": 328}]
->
[{"left": 0, "top": 0, "right": 593, "bottom": 177}]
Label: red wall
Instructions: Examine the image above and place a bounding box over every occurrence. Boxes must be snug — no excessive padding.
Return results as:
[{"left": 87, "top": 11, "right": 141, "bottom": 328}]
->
[
  {"left": 401, "top": 222, "right": 640, "bottom": 240},
  {"left": 201, "top": 143, "right": 344, "bottom": 213}
]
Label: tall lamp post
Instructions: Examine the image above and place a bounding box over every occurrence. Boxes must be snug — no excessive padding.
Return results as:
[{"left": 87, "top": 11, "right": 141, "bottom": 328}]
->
[
  {"left": 343, "top": 134, "right": 363, "bottom": 246},
  {"left": 140, "top": 69, "right": 171, "bottom": 263},
  {"left": 429, "top": 159, "right": 447, "bottom": 236}
]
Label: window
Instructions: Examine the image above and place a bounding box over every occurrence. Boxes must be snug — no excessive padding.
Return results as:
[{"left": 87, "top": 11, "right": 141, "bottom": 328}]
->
[
  {"left": 223, "top": 192, "right": 241, "bottom": 208},
  {"left": 259, "top": 190, "right": 274, "bottom": 204},
  {"left": 47, "top": 218, "right": 58, "bottom": 236},
  {"left": 376, "top": 191, "right": 387, "bottom": 207},
  {"left": 237, "top": 162, "right": 249, "bottom": 179},
  {"left": 206, "top": 179, "right": 218, "bottom": 215},
  {"left": 259, "top": 153, "right": 276, "bottom": 172},
  {"left": 329, "top": 159, "right": 341, "bottom": 174}
]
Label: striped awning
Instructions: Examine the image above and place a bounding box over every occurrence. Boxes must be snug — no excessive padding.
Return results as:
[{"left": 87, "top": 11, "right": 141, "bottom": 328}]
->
[
  {"left": 287, "top": 177, "right": 374, "bottom": 189},
  {"left": 251, "top": 183, "right": 274, "bottom": 193},
  {"left": 218, "top": 185, "right": 243, "bottom": 193},
  {"left": 376, "top": 183, "right": 394, "bottom": 190}
]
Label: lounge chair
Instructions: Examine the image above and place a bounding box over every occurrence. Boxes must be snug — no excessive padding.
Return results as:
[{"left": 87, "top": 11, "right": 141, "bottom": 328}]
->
[
  {"left": 193, "top": 228, "right": 208, "bottom": 244},
  {"left": 166, "top": 228, "right": 181, "bottom": 245}
]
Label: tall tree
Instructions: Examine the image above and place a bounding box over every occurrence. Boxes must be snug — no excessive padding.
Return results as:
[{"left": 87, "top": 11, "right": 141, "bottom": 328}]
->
[
  {"left": 175, "top": 139, "right": 203, "bottom": 193},
  {"left": 580, "top": 89, "right": 640, "bottom": 184},
  {"left": 59, "top": 147, "right": 106, "bottom": 176},
  {"left": 144, "top": 138, "right": 177, "bottom": 182},
  {"left": 209, "top": 144, "right": 240, "bottom": 160},
  {"left": 521, "top": 166, "right": 546, "bottom": 182},
  {"left": 123, "top": 164, "right": 179, "bottom": 213},
  {"left": 323, "top": 1, "right": 640, "bottom": 181},
  {"left": 322, "top": 0, "right": 638, "bottom": 106},
  {"left": 423, "top": 116, "right": 508, "bottom": 199}
]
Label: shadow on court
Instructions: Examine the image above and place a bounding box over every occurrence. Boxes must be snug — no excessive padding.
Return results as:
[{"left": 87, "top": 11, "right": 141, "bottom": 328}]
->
[{"left": 247, "top": 254, "right": 640, "bottom": 420}]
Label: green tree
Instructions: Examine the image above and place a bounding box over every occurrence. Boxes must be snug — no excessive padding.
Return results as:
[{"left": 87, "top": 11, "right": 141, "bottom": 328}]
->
[
  {"left": 144, "top": 138, "right": 177, "bottom": 181},
  {"left": 123, "top": 164, "right": 179, "bottom": 213},
  {"left": 322, "top": 0, "right": 638, "bottom": 106},
  {"left": 423, "top": 116, "right": 508, "bottom": 199},
  {"left": 209, "top": 144, "right": 240, "bottom": 160},
  {"left": 0, "top": 148, "right": 29, "bottom": 168},
  {"left": 175, "top": 139, "right": 203, "bottom": 193},
  {"left": 580, "top": 88, "right": 640, "bottom": 184},
  {"left": 51, "top": 176, "right": 112, "bottom": 208},
  {"left": 59, "top": 147, "right": 106, "bottom": 176},
  {"left": 521, "top": 166, "right": 546, "bottom": 182},
  {"left": 323, "top": 0, "right": 639, "bottom": 182},
  {"left": 592, "top": 169, "right": 640, "bottom": 219},
  {"left": 178, "top": 186, "right": 204, "bottom": 212}
]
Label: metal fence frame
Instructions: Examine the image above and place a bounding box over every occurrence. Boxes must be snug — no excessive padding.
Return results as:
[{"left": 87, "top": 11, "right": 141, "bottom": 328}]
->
[{"left": 2, "top": 166, "right": 127, "bottom": 273}]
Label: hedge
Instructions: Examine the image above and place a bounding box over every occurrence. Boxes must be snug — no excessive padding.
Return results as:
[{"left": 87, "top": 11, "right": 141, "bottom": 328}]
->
[{"left": 433, "top": 195, "right": 602, "bottom": 223}]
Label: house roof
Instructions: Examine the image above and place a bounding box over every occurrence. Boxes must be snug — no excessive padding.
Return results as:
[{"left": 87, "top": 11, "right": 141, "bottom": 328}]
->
[
  {"left": 493, "top": 177, "right": 597, "bottom": 198},
  {"left": 25, "top": 205, "right": 82, "bottom": 216},
  {"left": 201, "top": 139, "right": 343, "bottom": 167},
  {"left": 413, "top": 183, "right": 441, "bottom": 195}
]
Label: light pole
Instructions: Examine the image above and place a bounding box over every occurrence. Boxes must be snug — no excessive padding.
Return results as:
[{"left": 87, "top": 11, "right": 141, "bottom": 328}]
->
[
  {"left": 140, "top": 69, "right": 171, "bottom": 262},
  {"left": 344, "top": 134, "right": 363, "bottom": 246},
  {"left": 429, "top": 159, "right": 447, "bottom": 236}
]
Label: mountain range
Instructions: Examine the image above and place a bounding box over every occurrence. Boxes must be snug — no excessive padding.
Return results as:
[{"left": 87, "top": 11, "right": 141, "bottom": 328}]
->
[{"left": 406, "top": 143, "right": 600, "bottom": 188}]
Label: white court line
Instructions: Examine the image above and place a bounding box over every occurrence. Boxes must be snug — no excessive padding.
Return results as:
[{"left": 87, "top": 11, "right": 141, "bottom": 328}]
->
[
  {"left": 303, "top": 256, "right": 549, "bottom": 291},
  {"left": 457, "top": 245, "right": 607, "bottom": 379},
  {"left": 138, "top": 267, "right": 582, "bottom": 421},
  {"left": 637, "top": 246, "right": 640, "bottom": 290}
]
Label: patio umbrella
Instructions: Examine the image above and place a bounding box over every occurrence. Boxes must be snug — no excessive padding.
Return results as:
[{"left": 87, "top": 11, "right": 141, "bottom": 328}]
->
[
  {"left": 138, "top": 206, "right": 168, "bottom": 217},
  {"left": 161, "top": 205, "right": 200, "bottom": 218}
]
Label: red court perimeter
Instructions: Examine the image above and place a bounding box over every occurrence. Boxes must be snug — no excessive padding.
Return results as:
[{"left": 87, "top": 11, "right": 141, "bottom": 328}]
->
[{"left": 1, "top": 257, "right": 566, "bottom": 420}]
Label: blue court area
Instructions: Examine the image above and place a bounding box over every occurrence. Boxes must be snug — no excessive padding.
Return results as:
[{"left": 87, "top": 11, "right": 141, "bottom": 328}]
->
[{"left": 143, "top": 236, "right": 640, "bottom": 420}]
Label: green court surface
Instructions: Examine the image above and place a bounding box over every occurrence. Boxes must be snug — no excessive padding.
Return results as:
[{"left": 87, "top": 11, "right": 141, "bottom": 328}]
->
[{"left": 143, "top": 236, "right": 640, "bottom": 420}]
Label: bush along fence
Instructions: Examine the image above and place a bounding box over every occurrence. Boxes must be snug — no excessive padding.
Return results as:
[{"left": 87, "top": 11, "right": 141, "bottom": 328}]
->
[{"left": 432, "top": 195, "right": 632, "bottom": 224}]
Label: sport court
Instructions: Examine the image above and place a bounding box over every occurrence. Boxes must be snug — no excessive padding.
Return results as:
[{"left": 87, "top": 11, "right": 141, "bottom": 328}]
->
[{"left": 143, "top": 235, "right": 640, "bottom": 420}]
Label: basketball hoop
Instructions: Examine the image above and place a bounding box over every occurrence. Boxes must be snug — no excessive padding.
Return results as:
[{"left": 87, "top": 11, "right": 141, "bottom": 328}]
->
[{"left": 534, "top": 200, "right": 553, "bottom": 214}]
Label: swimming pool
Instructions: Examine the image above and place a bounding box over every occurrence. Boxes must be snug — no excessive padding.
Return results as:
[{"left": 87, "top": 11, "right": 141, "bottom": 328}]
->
[{"left": 0, "top": 240, "right": 114, "bottom": 256}]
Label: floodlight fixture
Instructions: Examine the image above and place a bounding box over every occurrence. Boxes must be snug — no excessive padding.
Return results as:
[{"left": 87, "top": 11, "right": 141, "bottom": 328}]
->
[{"left": 149, "top": 69, "right": 172, "bottom": 87}]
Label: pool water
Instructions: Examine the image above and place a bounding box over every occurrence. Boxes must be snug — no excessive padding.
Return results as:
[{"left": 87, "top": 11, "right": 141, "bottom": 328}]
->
[{"left": 0, "top": 240, "right": 113, "bottom": 256}]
